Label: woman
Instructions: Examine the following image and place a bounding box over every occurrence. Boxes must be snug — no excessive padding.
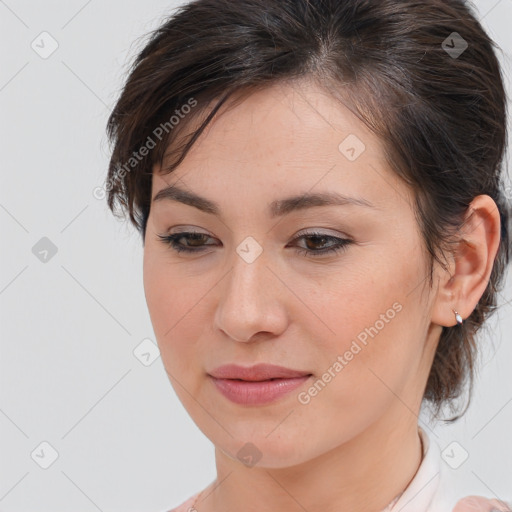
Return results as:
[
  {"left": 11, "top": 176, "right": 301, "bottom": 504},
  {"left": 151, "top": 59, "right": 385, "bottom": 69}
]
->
[{"left": 104, "top": 0, "right": 511, "bottom": 510}]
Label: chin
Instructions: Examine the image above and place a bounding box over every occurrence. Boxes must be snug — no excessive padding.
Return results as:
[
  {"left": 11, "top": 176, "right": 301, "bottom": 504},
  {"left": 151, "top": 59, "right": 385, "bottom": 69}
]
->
[{"left": 217, "top": 433, "right": 315, "bottom": 469}]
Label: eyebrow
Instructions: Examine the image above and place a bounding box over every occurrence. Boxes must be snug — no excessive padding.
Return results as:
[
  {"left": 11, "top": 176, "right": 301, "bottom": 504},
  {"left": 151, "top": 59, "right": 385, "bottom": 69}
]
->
[{"left": 152, "top": 184, "right": 377, "bottom": 218}]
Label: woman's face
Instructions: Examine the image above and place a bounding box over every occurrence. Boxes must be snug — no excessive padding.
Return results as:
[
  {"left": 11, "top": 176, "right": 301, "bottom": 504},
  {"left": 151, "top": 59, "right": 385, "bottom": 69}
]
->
[{"left": 143, "top": 79, "right": 442, "bottom": 467}]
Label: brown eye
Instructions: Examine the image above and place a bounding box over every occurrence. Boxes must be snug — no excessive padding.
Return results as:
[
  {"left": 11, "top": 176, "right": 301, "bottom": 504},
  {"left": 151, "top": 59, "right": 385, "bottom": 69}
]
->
[
  {"left": 157, "top": 230, "right": 353, "bottom": 258},
  {"left": 157, "top": 231, "right": 217, "bottom": 253},
  {"left": 290, "top": 232, "right": 353, "bottom": 258}
]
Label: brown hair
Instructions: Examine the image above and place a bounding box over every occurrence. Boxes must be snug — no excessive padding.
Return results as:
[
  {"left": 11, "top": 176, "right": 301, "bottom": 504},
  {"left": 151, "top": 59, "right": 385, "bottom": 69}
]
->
[{"left": 105, "top": 0, "right": 511, "bottom": 420}]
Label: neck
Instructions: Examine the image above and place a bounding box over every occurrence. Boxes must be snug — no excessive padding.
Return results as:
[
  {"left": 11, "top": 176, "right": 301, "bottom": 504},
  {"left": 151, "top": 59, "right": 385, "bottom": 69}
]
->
[{"left": 203, "top": 410, "right": 424, "bottom": 512}]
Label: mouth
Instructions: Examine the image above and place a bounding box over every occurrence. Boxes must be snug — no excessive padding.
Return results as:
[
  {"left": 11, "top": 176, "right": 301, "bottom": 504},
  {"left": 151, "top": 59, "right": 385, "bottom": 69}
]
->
[
  {"left": 208, "top": 363, "right": 312, "bottom": 381},
  {"left": 208, "top": 364, "right": 313, "bottom": 405}
]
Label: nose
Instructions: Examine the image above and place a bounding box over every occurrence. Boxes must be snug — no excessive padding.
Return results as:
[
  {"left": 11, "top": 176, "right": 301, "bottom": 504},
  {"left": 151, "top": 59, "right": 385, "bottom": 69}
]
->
[{"left": 213, "top": 245, "right": 289, "bottom": 343}]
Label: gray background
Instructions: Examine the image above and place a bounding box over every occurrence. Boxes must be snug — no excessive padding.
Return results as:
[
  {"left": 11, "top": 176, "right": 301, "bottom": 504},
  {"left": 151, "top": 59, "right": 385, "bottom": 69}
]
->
[{"left": 0, "top": 0, "right": 511, "bottom": 511}]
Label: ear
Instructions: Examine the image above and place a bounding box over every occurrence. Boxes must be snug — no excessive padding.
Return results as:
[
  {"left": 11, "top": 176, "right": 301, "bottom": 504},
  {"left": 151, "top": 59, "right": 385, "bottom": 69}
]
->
[{"left": 431, "top": 194, "right": 501, "bottom": 328}]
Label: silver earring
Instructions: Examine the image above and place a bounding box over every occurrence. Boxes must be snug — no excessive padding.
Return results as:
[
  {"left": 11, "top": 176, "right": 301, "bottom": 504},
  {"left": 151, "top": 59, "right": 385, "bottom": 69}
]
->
[{"left": 453, "top": 309, "right": 463, "bottom": 325}]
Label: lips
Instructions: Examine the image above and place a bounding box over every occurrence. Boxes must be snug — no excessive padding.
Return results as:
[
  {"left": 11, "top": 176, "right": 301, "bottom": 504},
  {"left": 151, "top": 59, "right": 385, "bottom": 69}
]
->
[
  {"left": 208, "top": 363, "right": 312, "bottom": 405},
  {"left": 208, "top": 363, "right": 311, "bottom": 381}
]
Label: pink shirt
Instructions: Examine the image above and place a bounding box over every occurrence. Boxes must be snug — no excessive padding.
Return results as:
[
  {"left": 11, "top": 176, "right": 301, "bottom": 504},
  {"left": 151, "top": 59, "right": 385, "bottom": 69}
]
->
[{"left": 166, "top": 428, "right": 511, "bottom": 512}]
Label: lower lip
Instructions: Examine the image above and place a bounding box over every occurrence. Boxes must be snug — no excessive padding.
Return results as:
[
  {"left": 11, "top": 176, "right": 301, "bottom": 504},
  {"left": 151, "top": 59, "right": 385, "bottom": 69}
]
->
[{"left": 209, "top": 375, "right": 312, "bottom": 405}]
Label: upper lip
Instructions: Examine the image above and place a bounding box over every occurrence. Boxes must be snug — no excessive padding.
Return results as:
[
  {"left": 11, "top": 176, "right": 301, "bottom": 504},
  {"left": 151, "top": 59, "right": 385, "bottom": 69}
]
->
[{"left": 208, "top": 363, "right": 311, "bottom": 381}]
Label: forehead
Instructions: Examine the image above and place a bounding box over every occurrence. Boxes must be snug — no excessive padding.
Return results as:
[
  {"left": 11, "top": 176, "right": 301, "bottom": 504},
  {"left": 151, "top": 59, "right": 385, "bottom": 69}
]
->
[
  {"left": 163, "top": 79, "right": 383, "bottom": 163},
  {"left": 151, "top": 78, "right": 408, "bottom": 209}
]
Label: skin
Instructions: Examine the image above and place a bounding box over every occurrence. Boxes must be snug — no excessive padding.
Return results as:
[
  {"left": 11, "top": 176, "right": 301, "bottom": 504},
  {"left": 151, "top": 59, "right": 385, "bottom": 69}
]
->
[{"left": 142, "top": 77, "right": 501, "bottom": 512}]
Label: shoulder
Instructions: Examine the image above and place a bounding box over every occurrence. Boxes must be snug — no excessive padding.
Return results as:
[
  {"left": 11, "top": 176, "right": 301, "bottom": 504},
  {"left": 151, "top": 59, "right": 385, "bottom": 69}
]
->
[
  {"left": 420, "top": 430, "right": 511, "bottom": 512},
  {"left": 452, "top": 495, "right": 511, "bottom": 512},
  {"left": 165, "top": 490, "right": 201, "bottom": 512}
]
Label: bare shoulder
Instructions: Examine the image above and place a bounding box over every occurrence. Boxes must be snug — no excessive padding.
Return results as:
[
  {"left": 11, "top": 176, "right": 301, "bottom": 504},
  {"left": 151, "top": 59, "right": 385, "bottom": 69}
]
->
[{"left": 452, "top": 495, "right": 511, "bottom": 512}]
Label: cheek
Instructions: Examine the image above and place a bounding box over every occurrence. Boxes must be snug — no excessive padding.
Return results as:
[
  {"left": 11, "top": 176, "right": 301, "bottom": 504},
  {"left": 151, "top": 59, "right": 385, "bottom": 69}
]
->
[
  {"left": 301, "top": 264, "right": 402, "bottom": 347},
  {"left": 144, "top": 243, "right": 196, "bottom": 329},
  {"left": 143, "top": 253, "right": 204, "bottom": 362},
  {"left": 305, "top": 253, "right": 425, "bottom": 403},
  {"left": 143, "top": 260, "right": 210, "bottom": 409}
]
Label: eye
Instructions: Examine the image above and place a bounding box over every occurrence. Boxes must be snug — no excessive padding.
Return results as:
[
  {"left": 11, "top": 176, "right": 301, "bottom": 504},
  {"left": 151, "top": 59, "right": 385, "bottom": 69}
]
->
[
  {"left": 289, "top": 231, "right": 353, "bottom": 257},
  {"left": 157, "top": 231, "right": 215, "bottom": 254},
  {"left": 156, "top": 230, "right": 353, "bottom": 257}
]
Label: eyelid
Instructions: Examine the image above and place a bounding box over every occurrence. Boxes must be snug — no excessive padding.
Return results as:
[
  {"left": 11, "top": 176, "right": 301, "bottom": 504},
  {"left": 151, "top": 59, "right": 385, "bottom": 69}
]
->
[
  {"left": 166, "top": 226, "right": 347, "bottom": 239},
  {"left": 166, "top": 226, "right": 213, "bottom": 237},
  {"left": 293, "top": 227, "right": 348, "bottom": 239}
]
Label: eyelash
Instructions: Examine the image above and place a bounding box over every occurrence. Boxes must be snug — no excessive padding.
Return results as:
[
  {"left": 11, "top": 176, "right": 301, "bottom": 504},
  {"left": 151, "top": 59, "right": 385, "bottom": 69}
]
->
[{"left": 156, "top": 230, "right": 353, "bottom": 258}]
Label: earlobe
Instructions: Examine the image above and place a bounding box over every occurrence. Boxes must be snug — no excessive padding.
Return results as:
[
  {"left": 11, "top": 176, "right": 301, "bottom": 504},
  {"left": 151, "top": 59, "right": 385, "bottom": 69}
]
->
[{"left": 430, "top": 195, "right": 501, "bottom": 328}]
